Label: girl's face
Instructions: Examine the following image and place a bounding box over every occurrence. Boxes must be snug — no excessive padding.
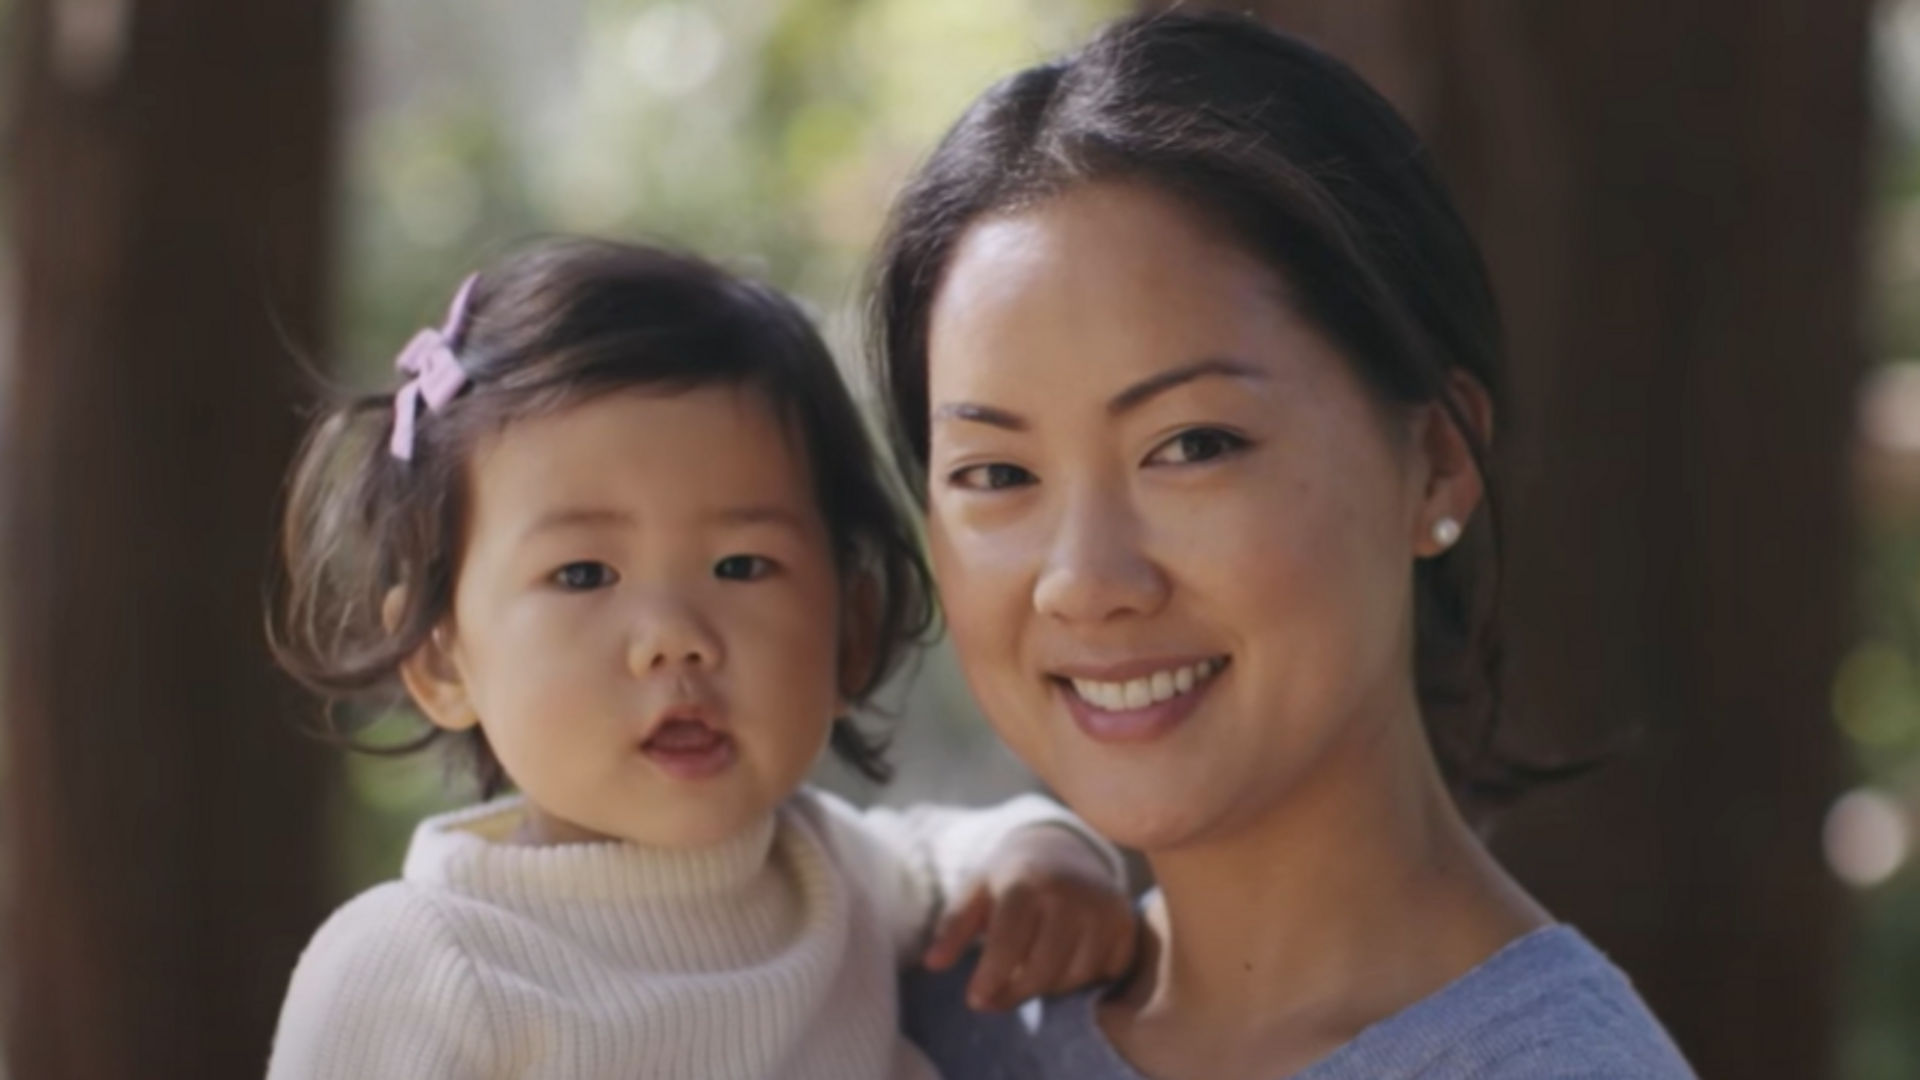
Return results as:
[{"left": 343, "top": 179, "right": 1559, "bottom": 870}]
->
[
  {"left": 412, "top": 384, "right": 845, "bottom": 847},
  {"left": 924, "top": 182, "right": 1469, "bottom": 853}
]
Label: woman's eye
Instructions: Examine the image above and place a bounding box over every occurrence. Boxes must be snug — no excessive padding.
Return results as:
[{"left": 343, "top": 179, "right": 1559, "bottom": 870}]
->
[
  {"left": 946, "top": 463, "right": 1036, "bottom": 491},
  {"left": 713, "top": 554, "right": 774, "bottom": 581},
  {"left": 1146, "top": 427, "right": 1251, "bottom": 467},
  {"left": 551, "top": 561, "right": 619, "bottom": 591}
]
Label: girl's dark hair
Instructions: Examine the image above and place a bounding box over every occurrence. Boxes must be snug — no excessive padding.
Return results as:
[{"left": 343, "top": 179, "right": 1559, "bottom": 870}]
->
[
  {"left": 272, "top": 238, "right": 933, "bottom": 796},
  {"left": 869, "top": 11, "right": 1578, "bottom": 810}
]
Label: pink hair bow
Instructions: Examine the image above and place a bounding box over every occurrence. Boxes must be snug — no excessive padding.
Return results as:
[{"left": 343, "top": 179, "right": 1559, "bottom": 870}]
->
[{"left": 389, "top": 273, "right": 479, "bottom": 461}]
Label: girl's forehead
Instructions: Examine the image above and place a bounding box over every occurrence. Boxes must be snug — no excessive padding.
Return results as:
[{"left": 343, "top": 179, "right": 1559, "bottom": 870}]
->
[{"left": 464, "top": 384, "right": 821, "bottom": 529}]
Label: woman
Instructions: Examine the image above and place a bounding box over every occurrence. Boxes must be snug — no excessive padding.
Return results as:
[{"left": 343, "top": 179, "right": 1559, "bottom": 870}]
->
[{"left": 874, "top": 12, "right": 1696, "bottom": 1079}]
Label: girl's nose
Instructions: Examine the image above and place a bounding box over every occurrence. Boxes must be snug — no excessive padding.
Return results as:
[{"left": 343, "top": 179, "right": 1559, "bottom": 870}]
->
[
  {"left": 1031, "top": 488, "right": 1169, "bottom": 624},
  {"left": 627, "top": 595, "right": 723, "bottom": 675}
]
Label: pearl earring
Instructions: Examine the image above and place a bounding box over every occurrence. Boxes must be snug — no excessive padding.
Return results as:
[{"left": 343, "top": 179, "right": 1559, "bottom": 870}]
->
[{"left": 1431, "top": 517, "right": 1462, "bottom": 549}]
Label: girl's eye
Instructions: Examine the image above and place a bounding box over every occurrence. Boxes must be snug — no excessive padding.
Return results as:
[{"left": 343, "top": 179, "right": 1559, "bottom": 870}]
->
[
  {"left": 551, "top": 561, "right": 619, "bottom": 591},
  {"left": 946, "top": 462, "right": 1036, "bottom": 491},
  {"left": 714, "top": 554, "right": 774, "bottom": 581},
  {"left": 1145, "top": 427, "right": 1251, "bottom": 467}
]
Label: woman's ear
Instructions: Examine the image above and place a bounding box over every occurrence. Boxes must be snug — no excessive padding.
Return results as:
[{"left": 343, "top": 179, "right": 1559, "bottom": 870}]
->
[
  {"left": 1411, "top": 370, "right": 1493, "bottom": 557},
  {"left": 385, "top": 585, "right": 479, "bottom": 733}
]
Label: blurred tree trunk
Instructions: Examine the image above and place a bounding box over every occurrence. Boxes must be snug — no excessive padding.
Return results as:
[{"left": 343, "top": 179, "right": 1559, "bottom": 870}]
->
[
  {"left": 1153, "top": 1, "right": 1865, "bottom": 1076},
  {"left": 5, "top": 1, "right": 340, "bottom": 1077}
]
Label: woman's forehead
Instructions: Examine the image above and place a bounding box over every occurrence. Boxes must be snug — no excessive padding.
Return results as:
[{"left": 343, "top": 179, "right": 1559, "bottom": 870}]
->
[
  {"left": 927, "top": 184, "right": 1317, "bottom": 409},
  {"left": 939, "top": 183, "right": 1269, "bottom": 302}
]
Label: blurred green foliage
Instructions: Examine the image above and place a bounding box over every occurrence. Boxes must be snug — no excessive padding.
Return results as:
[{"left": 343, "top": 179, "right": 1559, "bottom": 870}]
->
[{"left": 339, "top": 0, "right": 1117, "bottom": 378}]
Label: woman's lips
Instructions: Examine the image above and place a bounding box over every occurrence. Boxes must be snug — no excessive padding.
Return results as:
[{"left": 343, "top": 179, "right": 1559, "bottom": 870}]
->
[
  {"left": 1054, "top": 656, "right": 1228, "bottom": 743},
  {"left": 640, "top": 717, "right": 736, "bottom": 779}
]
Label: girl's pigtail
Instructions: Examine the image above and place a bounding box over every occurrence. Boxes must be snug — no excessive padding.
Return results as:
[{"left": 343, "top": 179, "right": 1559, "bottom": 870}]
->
[{"left": 268, "top": 393, "right": 440, "bottom": 752}]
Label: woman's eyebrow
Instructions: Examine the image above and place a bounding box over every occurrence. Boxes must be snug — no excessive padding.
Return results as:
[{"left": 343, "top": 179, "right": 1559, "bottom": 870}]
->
[
  {"left": 932, "top": 402, "right": 1029, "bottom": 431},
  {"left": 1107, "top": 357, "right": 1267, "bottom": 415},
  {"left": 932, "top": 357, "right": 1266, "bottom": 432}
]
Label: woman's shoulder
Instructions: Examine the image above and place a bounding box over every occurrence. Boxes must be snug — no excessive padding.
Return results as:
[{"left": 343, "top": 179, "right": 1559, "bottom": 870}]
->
[
  {"left": 900, "top": 953, "right": 1055, "bottom": 1080},
  {"left": 1307, "top": 925, "right": 1696, "bottom": 1080},
  {"left": 901, "top": 926, "right": 1697, "bottom": 1080},
  {"left": 901, "top": 948, "right": 1153, "bottom": 1080}
]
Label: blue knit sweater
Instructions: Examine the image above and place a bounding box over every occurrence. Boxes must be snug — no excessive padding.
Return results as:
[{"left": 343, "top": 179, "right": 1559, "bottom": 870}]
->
[{"left": 903, "top": 925, "right": 1695, "bottom": 1079}]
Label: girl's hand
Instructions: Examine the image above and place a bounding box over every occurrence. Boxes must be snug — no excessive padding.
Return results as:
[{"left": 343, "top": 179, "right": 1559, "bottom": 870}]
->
[{"left": 920, "top": 824, "right": 1137, "bottom": 1010}]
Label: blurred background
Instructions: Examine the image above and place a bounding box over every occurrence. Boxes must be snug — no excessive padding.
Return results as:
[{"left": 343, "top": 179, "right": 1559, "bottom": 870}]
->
[{"left": 1, "top": 0, "right": 1915, "bottom": 1076}]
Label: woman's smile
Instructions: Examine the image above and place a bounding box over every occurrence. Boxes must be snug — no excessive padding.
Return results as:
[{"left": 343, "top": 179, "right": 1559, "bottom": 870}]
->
[{"left": 1048, "top": 655, "right": 1231, "bottom": 743}]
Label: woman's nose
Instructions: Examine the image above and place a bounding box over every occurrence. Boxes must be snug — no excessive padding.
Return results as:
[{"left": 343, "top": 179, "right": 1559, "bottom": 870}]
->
[
  {"left": 626, "top": 593, "right": 723, "bottom": 675},
  {"left": 1031, "top": 488, "right": 1169, "bottom": 624}
]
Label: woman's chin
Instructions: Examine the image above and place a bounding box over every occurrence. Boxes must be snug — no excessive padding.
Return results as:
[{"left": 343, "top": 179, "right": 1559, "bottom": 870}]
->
[
  {"left": 1052, "top": 775, "right": 1227, "bottom": 855},
  {"left": 1043, "top": 746, "right": 1302, "bottom": 857}
]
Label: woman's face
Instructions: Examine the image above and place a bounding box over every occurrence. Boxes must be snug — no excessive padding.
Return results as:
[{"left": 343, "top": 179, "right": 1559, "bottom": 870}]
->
[{"left": 924, "top": 182, "right": 1467, "bottom": 852}]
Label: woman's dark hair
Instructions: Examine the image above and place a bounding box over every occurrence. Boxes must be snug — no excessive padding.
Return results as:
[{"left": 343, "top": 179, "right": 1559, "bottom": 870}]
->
[
  {"left": 272, "top": 238, "right": 933, "bottom": 795},
  {"left": 869, "top": 11, "right": 1578, "bottom": 810}
]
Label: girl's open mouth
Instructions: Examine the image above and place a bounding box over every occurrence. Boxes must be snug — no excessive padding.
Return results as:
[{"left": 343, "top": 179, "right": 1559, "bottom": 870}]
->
[{"left": 640, "top": 717, "right": 736, "bottom": 780}]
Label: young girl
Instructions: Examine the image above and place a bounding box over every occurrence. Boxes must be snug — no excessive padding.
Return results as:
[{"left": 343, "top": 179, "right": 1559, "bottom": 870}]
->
[{"left": 265, "top": 239, "right": 1136, "bottom": 1079}]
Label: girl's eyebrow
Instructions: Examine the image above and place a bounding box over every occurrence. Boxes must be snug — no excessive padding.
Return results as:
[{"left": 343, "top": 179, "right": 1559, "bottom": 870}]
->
[
  {"left": 521, "top": 505, "right": 805, "bottom": 541},
  {"left": 518, "top": 504, "right": 805, "bottom": 544},
  {"left": 519, "top": 507, "right": 633, "bottom": 542},
  {"left": 932, "top": 356, "right": 1267, "bottom": 431}
]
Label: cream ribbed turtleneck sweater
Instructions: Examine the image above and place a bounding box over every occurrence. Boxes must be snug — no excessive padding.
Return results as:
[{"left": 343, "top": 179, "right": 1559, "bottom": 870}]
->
[{"left": 266, "top": 789, "right": 1116, "bottom": 1080}]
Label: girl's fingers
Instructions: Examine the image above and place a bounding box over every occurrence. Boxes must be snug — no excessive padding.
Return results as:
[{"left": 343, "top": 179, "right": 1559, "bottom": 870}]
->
[
  {"left": 968, "top": 887, "right": 1040, "bottom": 1010},
  {"left": 922, "top": 884, "right": 991, "bottom": 972},
  {"left": 1006, "top": 901, "right": 1080, "bottom": 1000},
  {"left": 1061, "top": 924, "right": 1111, "bottom": 990},
  {"left": 1104, "top": 907, "right": 1141, "bottom": 979}
]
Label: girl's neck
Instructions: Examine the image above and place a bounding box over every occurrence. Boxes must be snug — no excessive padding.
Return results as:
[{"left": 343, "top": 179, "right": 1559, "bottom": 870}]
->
[
  {"left": 1105, "top": 697, "right": 1548, "bottom": 1079},
  {"left": 509, "top": 801, "right": 618, "bottom": 846}
]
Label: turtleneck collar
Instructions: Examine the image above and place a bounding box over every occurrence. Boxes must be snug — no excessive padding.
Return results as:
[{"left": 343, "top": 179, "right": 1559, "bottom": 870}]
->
[{"left": 403, "top": 795, "right": 781, "bottom": 904}]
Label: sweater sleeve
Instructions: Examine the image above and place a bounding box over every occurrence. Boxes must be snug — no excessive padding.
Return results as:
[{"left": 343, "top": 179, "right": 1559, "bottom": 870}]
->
[
  {"left": 266, "top": 883, "right": 495, "bottom": 1080},
  {"left": 804, "top": 789, "right": 1126, "bottom": 964}
]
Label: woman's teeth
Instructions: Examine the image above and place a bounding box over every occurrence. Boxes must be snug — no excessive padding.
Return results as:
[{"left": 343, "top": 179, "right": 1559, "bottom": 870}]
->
[{"left": 1068, "top": 658, "right": 1224, "bottom": 711}]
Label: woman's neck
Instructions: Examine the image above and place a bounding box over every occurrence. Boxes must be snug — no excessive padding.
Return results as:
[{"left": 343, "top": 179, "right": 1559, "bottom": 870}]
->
[{"left": 1105, "top": 701, "right": 1548, "bottom": 1079}]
